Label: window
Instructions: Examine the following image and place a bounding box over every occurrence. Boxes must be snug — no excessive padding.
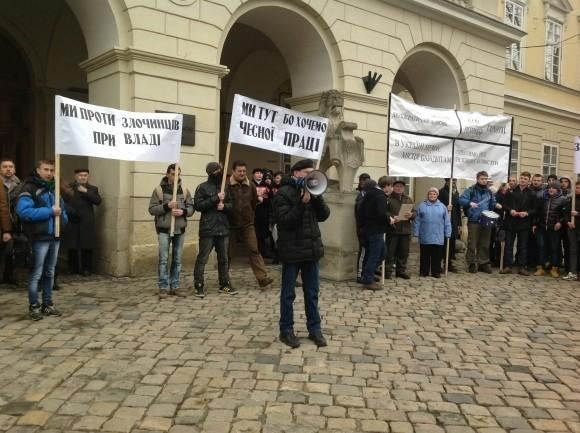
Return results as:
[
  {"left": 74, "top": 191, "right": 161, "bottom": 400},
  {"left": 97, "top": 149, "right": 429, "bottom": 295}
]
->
[
  {"left": 510, "top": 138, "right": 520, "bottom": 176},
  {"left": 545, "top": 20, "right": 562, "bottom": 83},
  {"left": 504, "top": 1, "right": 524, "bottom": 71},
  {"left": 542, "top": 144, "right": 558, "bottom": 178}
]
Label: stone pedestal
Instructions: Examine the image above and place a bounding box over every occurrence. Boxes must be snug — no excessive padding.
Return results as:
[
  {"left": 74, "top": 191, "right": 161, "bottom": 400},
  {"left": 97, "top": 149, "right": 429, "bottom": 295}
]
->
[{"left": 319, "top": 191, "right": 358, "bottom": 281}]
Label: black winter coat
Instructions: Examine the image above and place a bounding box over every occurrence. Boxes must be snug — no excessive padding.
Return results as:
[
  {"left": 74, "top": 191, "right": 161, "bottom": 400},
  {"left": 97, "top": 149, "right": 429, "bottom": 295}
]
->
[
  {"left": 63, "top": 183, "right": 101, "bottom": 249},
  {"left": 272, "top": 177, "right": 330, "bottom": 263},
  {"left": 503, "top": 186, "right": 536, "bottom": 230},
  {"left": 438, "top": 185, "right": 461, "bottom": 237},
  {"left": 359, "top": 186, "right": 389, "bottom": 236},
  {"left": 194, "top": 176, "right": 232, "bottom": 237}
]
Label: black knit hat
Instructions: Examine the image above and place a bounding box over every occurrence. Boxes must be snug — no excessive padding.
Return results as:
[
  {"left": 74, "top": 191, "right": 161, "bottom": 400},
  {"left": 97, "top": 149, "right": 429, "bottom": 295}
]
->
[
  {"left": 205, "top": 162, "right": 221, "bottom": 175},
  {"left": 291, "top": 159, "right": 314, "bottom": 172}
]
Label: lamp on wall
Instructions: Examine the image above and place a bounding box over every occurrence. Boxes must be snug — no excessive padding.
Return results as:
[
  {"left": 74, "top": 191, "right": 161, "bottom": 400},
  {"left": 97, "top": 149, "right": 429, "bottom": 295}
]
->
[{"left": 362, "top": 71, "right": 382, "bottom": 94}]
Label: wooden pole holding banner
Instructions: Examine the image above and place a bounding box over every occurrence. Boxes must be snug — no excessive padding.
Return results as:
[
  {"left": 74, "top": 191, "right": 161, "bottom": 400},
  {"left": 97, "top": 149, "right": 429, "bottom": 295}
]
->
[
  {"left": 169, "top": 163, "right": 180, "bottom": 237},
  {"left": 382, "top": 93, "right": 393, "bottom": 286},
  {"left": 220, "top": 142, "right": 232, "bottom": 195},
  {"left": 54, "top": 154, "right": 61, "bottom": 238},
  {"left": 445, "top": 105, "right": 461, "bottom": 277}
]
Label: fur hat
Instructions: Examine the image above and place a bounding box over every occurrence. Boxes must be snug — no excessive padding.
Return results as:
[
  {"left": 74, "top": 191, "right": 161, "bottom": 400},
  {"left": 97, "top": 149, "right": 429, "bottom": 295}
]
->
[{"left": 427, "top": 187, "right": 439, "bottom": 197}]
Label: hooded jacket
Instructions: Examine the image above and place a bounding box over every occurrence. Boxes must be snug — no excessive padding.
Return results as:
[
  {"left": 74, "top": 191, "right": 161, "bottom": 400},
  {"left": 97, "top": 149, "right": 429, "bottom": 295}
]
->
[
  {"left": 272, "top": 176, "right": 330, "bottom": 263},
  {"left": 149, "top": 177, "right": 194, "bottom": 235},
  {"left": 193, "top": 174, "right": 232, "bottom": 237},
  {"left": 413, "top": 199, "right": 451, "bottom": 245}
]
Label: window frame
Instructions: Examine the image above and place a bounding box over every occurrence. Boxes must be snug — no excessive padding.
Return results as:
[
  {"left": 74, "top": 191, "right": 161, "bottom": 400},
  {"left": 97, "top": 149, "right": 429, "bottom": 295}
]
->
[
  {"left": 542, "top": 143, "right": 559, "bottom": 178},
  {"left": 504, "top": 0, "right": 525, "bottom": 71},
  {"left": 545, "top": 19, "right": 563, "bottom": 83},
  {"left": 510, "top": 136, "right": 520, "bottom": 177}
]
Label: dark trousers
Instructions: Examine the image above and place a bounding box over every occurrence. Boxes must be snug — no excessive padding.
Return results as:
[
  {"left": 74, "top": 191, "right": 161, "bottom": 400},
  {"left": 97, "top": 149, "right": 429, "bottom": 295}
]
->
[
  {"left": 68, "top": 249, "right": 94, "bottom": 274},
  {"left": 361, "top": 233, "right": 385, "bottom": 284},
  {"left": 562, "top": 227, "right": 569, "bottom": 271},
  {"left": 194, "top": 235, "right": 229, "bottom": 286},
  {"left": 279, "top": 261, "right": 321, "bottom": 334},
  {"left": 0, "top": 239, "right": 15, "bottom": 281},
  {"left": 420, "top": 244, "right": 442, "bottom": 276},
  {"left": 356, "top": 235, "right": 367, "bottom": 279},
  {"left": 504, "top": 229, "right": 529, "bottom": 267},
  {"left": 442, "top": 237, "right": 456, "bottom": 268},
  {"left": 536, "top": 228, "right": 561, "bottom": 266},
  {"left": 385, "top": 234, "right": 410, "bottom": 275}
]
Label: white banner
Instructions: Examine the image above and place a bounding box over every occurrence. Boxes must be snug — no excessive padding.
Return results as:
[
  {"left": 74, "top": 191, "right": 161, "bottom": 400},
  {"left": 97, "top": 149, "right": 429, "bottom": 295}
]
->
[
  {"left": 388, "top": 93, "right": 512, "bottom": 181},
  {"left": 575, "top": 136, "right": 580, "bottom": 174},
  {"left": 228, "top": 94, "right": 328, "bottom": 160},
  {"left": 55, "top": 95, "right": 182, "bottom": 162},
  {"left": 388, "top": 131, "right": 453, "bottom": 178},
  {"left": 453, "top": 140, "right": 511, "bottom": 181}
]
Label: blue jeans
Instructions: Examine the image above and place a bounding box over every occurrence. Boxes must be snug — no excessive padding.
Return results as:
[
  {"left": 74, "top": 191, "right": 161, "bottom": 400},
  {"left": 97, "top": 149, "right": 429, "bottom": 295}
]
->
[
  {"left": 280, "top": 261, "right": 321, "bottom": 334},
  {"left": 504, "top": 229, "right": 529, "bottom": 267},
  {"left": 158, "top": 232, "right": 185, "bottom": 290},
  {"left": 361, "top": 233, "right": 385, "bottom": 284},
  {"left": 536, "top": 228, "right": 561, "bottom": 266},
  {"left": 28, "top": 240, "right": 60, "bottom": 306}
]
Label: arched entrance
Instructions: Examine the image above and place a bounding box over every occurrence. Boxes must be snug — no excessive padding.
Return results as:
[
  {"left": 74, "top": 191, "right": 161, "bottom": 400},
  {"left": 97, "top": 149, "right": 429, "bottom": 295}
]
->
[
  {"left": 392, "top": 45, "right": 467, "bottom": 200},
  {"left": 219, "top": 4, "right": 337, "bottom": 174}
]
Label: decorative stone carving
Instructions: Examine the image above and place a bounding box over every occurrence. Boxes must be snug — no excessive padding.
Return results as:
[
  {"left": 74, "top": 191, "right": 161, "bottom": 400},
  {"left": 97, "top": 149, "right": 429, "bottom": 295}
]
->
[
  {"left": 318, "top": 90, "right": 364, "bottom": 193},
  {"left": 169, "top": 0, "right": 196, "bottom": 5}
]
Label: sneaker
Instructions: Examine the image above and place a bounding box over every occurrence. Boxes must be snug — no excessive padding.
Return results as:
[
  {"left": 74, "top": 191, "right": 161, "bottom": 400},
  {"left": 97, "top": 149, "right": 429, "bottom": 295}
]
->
[
  {"left": 158, "top": 289, "right": 168, "bottom": 300},
  {"left": 194, "top": 282, "right": 205, "bottom": 298},
  {"left": 169, "top": 288, "right": 187, "bottom": 297},
  {"left": 279, "top": 331, "right": 300, "bottom": 348},
  {"left": 468, "top": 264, "right": 477, "bottom": 273},
  {"left": 562, "top": 272, "right": 577, "bottom": 281},
  {"left": 518, "top": 268, "right": 530, "bottom": 276},
  {"left": 41, "top": 304, "right": 62, "bottom": 317},
  {"left": 219, "top": 282, "right": 238, "bottom": 295},
  {"left": 29, "top": 304, "right": 43, "bottom": 321},
  {"left": 258, "top": 277, "right": 274, "bottom": 289},
  {"left": 308, "top": 331, "right": 327, "bottom": 347}
]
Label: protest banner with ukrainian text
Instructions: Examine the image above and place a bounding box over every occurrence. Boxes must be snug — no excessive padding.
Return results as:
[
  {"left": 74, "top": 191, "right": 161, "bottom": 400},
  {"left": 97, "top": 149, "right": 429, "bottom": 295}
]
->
[
  {"left": 228, "top": 94, "right": 328, "bottom": 160},
  {"left": 55, "top": 95, "right": 182, "bottom": 162}
]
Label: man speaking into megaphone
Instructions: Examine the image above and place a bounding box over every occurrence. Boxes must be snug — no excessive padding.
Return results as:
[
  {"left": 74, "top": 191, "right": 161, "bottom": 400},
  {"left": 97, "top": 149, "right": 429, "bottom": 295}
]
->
[{"left": 272, "top": 159, "right": 331, "bottom": 349}]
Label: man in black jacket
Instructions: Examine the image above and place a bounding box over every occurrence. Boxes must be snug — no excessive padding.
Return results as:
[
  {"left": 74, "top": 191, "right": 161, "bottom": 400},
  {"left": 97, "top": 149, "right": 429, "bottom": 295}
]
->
[
  {"left": 439, "top": 178, "right": 461, "bottom": 272},
  {"left": 501, "top": 171, "right": 536, "bottom": 275},
  {"left": 273, "top": 159, "right": 330, "bottom": 349},
  {"left": 358, "top": 178, "right": 392, "bottom": 290},
  {"left": 193, "top": 162, "right": 235, "bottom": 297},
  {"left": 354, "top": 173, "right": 370, "bottom": 282}
]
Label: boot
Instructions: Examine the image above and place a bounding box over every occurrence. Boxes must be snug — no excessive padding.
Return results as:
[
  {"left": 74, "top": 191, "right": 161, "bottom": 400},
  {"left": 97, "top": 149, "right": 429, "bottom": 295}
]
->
[
  {"left": 534, "top": 265, "right": 545, "bottom": 276},
  {"left": 550, "top": 266, "right": 560, "bottom": 278}
]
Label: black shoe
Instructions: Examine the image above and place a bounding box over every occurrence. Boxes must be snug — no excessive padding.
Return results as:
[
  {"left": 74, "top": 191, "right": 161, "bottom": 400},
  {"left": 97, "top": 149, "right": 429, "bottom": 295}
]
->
[
  {"left": 432, "top": 274, "right": 441, "bottom": 278},
  {"left": 468, "top": 264, "right": 477, "bottom": 273},
  {"left": 219, "top": 282, "right": 238, "bottom": 295},
  {"left": 41, "top": 303, "right": 62, "bottom": 317},
  {"left": 478, "top": 264, "right": 492, "bottom": 274},
  {"left": 29, "top": 304, "right": 43, "bottom": 321},
  {"left": 308, "top": 331, "right": 327, "bottom": 347},
  {"left": 396, "top": 272, "right": 410, "bottom": 280},
  {"left": 82, "top": 269, "right": 91, "bottom": 277},
  {"left": 280, "top": 332, "right": 300, "bottom": 348},
  {"left": 53, "top": 284, "right": 61, "bottom": 291},
  {"left": 194, "top": 282, "right": 205, "bottom": 299}
]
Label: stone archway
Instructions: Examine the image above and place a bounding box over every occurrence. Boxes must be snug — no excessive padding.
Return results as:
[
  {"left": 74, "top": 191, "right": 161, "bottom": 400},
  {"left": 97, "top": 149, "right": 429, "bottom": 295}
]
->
[
  {"left": 392, "top": 44, "right": 468, "bottom": 200},
  {"left": 219, "top": 3, "right": 340, "bottom": 174}
]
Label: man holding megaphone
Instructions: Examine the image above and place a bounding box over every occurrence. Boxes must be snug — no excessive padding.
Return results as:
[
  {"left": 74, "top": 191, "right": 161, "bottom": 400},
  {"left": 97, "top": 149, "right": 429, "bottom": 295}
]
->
[{"left": 272, "top": 159, "right": 330, "bottom": 349}]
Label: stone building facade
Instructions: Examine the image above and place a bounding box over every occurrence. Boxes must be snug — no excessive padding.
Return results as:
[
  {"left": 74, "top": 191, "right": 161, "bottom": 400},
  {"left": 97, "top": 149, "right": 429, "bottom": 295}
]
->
[{"left": 0, "top": 0, "right": 577, "bottom": 276}]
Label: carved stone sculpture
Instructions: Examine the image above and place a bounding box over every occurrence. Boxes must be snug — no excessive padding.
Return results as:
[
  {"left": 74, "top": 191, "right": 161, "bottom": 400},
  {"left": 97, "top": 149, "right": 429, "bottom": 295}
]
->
[{"left": 318, "top": 90, "right": 365, "bottom": 192}]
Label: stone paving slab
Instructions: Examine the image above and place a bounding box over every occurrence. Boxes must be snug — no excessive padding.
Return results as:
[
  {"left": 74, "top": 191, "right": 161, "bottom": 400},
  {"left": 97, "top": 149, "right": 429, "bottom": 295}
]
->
[{"left": 0, "top": 258, "right": 579, "bottom": 432}]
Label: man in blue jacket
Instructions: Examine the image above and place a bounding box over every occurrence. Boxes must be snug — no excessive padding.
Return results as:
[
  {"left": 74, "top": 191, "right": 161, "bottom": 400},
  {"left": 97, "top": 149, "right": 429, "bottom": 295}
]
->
[
  {"left": 16, "top": 160, "right": 68, "bottom": 320},
  {"left": 459, "top": 171, "right": 498, "bottom": 274}
]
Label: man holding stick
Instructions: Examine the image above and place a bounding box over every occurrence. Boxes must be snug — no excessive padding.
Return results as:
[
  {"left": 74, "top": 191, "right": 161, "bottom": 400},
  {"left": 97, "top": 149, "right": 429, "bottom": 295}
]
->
[{"left": 149, "top": 164, "right": 194, "bottom": 299}]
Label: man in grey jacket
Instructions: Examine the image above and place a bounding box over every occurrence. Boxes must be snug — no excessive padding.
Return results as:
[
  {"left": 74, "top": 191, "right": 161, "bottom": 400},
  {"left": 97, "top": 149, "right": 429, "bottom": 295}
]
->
[{"left": 149, "top": 164, "right": 194, "bottom": 299}]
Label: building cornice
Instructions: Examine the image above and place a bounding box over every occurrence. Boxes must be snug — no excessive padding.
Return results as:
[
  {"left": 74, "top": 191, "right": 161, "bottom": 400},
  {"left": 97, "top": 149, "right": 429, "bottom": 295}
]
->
[
  {"left": 505, "top": 93, "right": 580, "bottom": 122},
  {"left": 80, "top": 48, "right": 230, "bottom": 78},
  {"left": 507, "top": 69, "right": 580, "bottom": 97},
  {"left": 286, "top": 91, "right": 389, "bottom": 110},
  {"left": 382, "top": 0, "right": 526, "bottom": 45}
]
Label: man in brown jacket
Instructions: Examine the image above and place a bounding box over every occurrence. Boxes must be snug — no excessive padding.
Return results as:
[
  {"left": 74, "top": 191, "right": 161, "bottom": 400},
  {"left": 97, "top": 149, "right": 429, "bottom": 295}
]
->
[
  {"left": 385, "top": 180, "right": 415, "bottom": 279},
  {"left": 226, "top": 160, "right": 273, "bottom": 289}
]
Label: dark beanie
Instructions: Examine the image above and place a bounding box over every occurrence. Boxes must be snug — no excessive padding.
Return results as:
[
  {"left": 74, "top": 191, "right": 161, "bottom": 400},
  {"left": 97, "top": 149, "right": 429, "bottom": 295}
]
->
[
  {"left": 549, "top": 180, "right": 561, "bottom": 191},
  {"left": 291, "top": 159, "right": 314, "bottom": 172},
  {"left": 205, "top": 162, "right": 221, "bottom": 175}
]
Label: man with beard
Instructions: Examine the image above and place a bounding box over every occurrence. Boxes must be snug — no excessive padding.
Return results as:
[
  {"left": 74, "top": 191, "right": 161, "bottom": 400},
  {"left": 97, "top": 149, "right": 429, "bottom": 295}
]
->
[
  {"left": 193, "top": 162, "right": 235, "bottom": 297},
  {"left": 0, "top": 159, "right": 22, "bottom": 284}
]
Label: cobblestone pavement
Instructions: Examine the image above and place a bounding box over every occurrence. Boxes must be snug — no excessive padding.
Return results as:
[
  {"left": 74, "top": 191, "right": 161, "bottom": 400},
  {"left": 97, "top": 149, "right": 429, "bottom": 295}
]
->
[{"left": 0, "top": 259, "right": 579, "bottom": 433}]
